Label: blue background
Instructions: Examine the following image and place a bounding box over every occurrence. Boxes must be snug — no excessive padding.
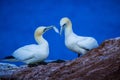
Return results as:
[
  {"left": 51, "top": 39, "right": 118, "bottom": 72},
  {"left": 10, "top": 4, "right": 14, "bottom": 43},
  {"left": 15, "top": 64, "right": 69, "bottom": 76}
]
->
[{"left": 0, "top": 0, "right": 120, "bottom": 65}]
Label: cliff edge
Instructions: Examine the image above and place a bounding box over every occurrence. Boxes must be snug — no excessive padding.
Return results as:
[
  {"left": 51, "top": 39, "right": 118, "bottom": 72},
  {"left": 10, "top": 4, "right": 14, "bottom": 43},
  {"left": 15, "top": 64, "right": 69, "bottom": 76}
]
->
[{"left": 0, "top": 37, "right": 120, "bottom": 80}]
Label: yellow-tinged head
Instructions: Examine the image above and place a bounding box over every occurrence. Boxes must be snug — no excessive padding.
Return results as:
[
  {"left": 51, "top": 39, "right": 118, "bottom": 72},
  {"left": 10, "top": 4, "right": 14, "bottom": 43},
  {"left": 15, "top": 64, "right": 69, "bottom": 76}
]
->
[
  {"left": 34, "top": 26, "right": 53, "bottom": 44},
  {"left": 60, "top": 17, "right": 72, "bottom": 27},
  {"left": 60, "top": 17, "right": 72, "bottom": 35},
  {"left": 34, "top": 26, "right": 53, "bottom": 36}
]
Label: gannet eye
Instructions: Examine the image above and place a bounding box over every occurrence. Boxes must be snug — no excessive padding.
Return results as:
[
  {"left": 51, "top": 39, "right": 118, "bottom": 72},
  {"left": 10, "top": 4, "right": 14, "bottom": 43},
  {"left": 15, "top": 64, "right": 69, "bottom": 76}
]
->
[
  {"left": 62, "top": 23, "right": 67, "bottom": 27},
  {"left": 43, "top": 27, "right": 53, "bottom": 33},
  {"left": 43, "top": 28, "right": 47, "bottom": 32}
]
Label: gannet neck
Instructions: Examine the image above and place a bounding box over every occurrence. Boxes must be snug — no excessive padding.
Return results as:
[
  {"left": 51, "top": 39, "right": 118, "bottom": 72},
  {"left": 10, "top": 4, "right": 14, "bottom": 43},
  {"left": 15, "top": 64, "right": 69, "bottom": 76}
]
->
[
  {"left": 34, "top": 31, "right": 48, "bottom": 45},
  {"left": 64, "top": 22, "right": 74, "bottom": 37},
  {"left": 36, "top": 35, "right": 48, "bottom": 45}
]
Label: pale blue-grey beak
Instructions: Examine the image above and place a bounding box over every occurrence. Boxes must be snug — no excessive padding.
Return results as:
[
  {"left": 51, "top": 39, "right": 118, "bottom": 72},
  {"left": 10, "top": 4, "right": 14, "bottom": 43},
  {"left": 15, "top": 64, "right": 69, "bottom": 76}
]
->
[{"left": 60, "top": 24, "right": 66, "bottom": 35}]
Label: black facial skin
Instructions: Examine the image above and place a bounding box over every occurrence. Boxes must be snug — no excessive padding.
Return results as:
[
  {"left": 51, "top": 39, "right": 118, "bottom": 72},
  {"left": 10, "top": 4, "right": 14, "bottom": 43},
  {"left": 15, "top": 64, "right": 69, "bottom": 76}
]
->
[
  {"left": 62, "top": 23, "right": 67, "bottom": 28},
  {"left": 43, "top": 28, "right": 48, "bottom": 32},
  {"left": 43, "top": 27, "right": 52, "bottom": 32}
]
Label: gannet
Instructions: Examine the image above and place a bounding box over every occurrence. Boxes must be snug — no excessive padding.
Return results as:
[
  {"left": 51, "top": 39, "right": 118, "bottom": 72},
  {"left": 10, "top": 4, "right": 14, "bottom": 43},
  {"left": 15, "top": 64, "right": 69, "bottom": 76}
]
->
[
  {"left": 2, "top": 26, "right": 58, "bottom": 65},
  {"left": 60, "top": 17, "right": 98, "bottom": 57}
]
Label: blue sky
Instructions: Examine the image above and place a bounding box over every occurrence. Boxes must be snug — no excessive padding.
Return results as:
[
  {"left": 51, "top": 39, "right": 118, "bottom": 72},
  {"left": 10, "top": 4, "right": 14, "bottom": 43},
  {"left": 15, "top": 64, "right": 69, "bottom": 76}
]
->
[{"left": 0, "top": 0, "right": 120, "bottom": 65}]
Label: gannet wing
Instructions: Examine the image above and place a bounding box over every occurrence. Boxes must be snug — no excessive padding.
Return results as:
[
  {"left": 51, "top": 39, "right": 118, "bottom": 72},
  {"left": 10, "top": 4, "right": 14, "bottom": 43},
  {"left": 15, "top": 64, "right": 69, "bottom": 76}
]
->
[
  {"left": 12, "top": 44, "right": 39, "bottom": 61},
  {"left": 76, "top": 37, "right": 98, "bottom": 50},
  {"left": 1, "top": 56, "right": 18, "bottom": 62}
]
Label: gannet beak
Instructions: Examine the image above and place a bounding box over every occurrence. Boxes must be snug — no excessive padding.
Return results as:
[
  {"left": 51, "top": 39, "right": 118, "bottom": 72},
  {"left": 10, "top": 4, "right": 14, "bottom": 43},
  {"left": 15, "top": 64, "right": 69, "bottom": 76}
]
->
[
  {"left": 48, "top": 25, "right": 59, "bottom": 34},
  {"left": 60, "top": 24, "right": 66, "bottom": 35},
  {"left": 44, "top": 27, "right": 53, "bottom": 32},
  {"left": 60, "top": 26, "right": 63, "bottom": 35}
]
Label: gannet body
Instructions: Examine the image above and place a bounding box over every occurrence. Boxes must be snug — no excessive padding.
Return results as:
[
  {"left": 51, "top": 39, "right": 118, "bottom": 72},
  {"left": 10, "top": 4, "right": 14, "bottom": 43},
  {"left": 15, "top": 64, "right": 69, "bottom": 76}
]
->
[
  {"left": 2, "top": 26, "right": 58, "bottom": 64},
  {"left": 60, "top": 17, "right": 98, "bottom": 57}
]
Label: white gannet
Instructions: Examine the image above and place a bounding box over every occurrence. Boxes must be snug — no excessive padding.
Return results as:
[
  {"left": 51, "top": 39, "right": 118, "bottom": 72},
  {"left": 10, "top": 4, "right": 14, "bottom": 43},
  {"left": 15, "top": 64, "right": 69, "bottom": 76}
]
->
[
  {"left": 2, "top": 26, "right": 58, "bottom": 65},
  {"left": 60, "top": 17, "right": 99, "bottom": 57}
]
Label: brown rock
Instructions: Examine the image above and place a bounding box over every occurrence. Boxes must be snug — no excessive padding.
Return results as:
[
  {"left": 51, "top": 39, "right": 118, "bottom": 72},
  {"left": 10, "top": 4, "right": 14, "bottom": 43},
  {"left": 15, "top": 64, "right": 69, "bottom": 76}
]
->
[{"left": 1, "top": 37, "right": 120, "bottom": 80}]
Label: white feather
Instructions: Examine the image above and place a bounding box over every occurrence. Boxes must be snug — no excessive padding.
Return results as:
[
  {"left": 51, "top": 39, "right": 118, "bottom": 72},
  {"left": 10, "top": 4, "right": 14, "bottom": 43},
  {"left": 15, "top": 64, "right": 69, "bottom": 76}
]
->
[
  {"left": 60, "top": 17, "right": 98, "bottom": 55},
  {"left": 4, "top": 27, "right": 51, "bottom": 64}
]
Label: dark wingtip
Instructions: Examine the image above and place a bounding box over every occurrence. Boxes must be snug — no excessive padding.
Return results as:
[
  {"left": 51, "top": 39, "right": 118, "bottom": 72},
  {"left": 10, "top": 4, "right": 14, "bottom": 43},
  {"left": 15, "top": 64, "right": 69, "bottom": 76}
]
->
[{"left": 4, "top": 56, "right": 15, "bottom": 59}]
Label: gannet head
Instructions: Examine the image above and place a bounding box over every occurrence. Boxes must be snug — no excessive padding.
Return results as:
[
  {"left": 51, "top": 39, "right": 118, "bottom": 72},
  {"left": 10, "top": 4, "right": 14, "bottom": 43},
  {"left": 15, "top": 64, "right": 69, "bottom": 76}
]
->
[
  {"left": 60, "top": 17, "right": 72, "bottom": 35},
  {"left": 34, "top": 26, "right": 53, "bottom": 44},
  {"left": 35, "top": 26, "right": 53, "bottom": 36}
]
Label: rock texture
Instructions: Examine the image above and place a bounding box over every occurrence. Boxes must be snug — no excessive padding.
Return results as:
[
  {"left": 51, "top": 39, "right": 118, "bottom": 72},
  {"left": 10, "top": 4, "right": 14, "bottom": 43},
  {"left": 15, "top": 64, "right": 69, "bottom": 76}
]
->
[
  {"left": 0, "top": 63, "right": 19, "bottom": 79},
  {"left": 0, "top": 37, "right": 120, "bottom": 80}
]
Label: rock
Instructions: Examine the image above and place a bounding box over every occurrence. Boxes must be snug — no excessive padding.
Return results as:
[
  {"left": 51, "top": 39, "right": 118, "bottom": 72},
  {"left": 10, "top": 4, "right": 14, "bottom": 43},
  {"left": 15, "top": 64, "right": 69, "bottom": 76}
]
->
[
  {"left": 1, "top": 37, "right": 120, "bottom": 80},
  {"left": 0, "top": 63, "right": 19, "bottom": 79}
]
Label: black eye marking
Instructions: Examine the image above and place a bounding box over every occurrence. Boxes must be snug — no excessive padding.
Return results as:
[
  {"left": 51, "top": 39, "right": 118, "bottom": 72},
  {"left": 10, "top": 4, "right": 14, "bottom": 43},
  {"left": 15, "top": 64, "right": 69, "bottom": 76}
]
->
[
  {"left": 43, "top": 28, "right": 47, "bottom": 32},
  {"left": 62, "top": 23, "right": 66, "bottom": 27}
]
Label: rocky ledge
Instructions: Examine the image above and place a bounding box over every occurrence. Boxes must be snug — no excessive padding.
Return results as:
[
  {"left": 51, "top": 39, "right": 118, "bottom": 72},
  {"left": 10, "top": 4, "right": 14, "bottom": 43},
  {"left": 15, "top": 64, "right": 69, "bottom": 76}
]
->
[{"left": 0, "top": 37, "right": 120, "bottom": 80}]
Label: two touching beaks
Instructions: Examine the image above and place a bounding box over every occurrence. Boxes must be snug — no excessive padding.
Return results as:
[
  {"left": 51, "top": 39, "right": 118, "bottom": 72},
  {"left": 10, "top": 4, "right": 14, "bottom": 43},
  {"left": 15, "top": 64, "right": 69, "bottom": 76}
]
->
[
  {"left": 45, "top": 17, "right": 69, "bottom": 35},
  {"left": 0, "top": 17, "right": 68, "bottom": 63}
]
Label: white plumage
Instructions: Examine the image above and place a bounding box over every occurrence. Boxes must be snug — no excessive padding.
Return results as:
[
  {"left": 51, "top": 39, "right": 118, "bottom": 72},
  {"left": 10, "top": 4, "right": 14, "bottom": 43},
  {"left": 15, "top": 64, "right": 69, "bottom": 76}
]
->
[
  {"left": 3, "top": 26, "right": 58, "bottom": 64},
  {"left": 60, "top": 17, "right": 98, "bottom": 57},
  {"left": 13, "top": 44, "right": 49, "bottom": 64}
]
